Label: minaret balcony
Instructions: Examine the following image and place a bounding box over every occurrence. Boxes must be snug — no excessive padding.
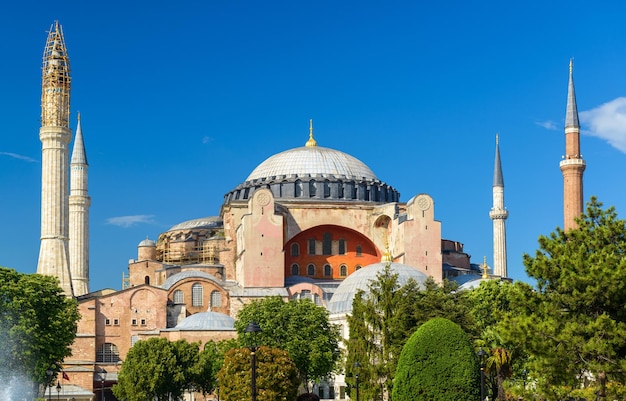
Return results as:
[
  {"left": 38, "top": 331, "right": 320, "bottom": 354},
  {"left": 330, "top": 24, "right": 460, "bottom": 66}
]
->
[
  {"left": 559, "top": 158, "right": 586, "bottom": 168},
  {"left": 489, "top": 209, "right": 509, "bottom": 219}
]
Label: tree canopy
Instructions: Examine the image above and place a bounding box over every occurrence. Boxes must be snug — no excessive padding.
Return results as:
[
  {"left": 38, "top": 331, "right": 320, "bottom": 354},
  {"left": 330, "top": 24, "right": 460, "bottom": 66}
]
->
[
  {"left": 235, "top": 296, "right": 341, "bottom": 388},
  {"left": 393, "top": 317, "right": 480, "bottom": 401},
  {"left": 217, "top": 346, "right": 299, "bottom": 401},
  {"left": 0, "top": 267, "right": 80, "bottom": 398},
  {"left": 502, "top": 197, "right": 626, "bottom": 400}
]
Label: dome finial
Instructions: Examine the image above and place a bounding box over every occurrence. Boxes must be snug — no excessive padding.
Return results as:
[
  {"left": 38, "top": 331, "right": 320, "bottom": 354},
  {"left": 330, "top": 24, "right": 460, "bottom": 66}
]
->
[
  {"left": 381, "top": 236, "right": 392, "bottom": 262},
  {"left": 305, "top": 119, "right": 318, "bottom": 147},
  {"left": 481, "top": 256, "right": 489, "bottom": 279}
]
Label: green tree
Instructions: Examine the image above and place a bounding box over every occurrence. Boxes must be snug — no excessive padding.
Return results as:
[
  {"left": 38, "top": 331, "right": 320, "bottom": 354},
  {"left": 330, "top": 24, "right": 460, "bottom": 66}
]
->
[
  {"left": 193, "top": 340, "right": 234, "bottom": 397},
  {"left": 393, "top": 317, "right": 480, "bottom": 401},
  {"left": 113, "top": 338, "right": 200, "bottom": 401},
  {"left": 345, "top": 265, "right": 475, "bottom": 400},
  {"left": 217, "top": 346, "right": 299, "bottom": 401},
  {"left": 235, "top": 296, "right": 341, "bottom": 388},
  {"left": 503, "top": 197, "right": 626, "bottom": 400},
  {"left": 0, "top": 267, "right": 80, "bottom": 398}
]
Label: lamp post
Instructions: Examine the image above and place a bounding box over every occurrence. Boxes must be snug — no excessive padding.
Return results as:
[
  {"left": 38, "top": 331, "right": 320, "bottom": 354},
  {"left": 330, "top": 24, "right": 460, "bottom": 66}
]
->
[
  {"left": 353, "top": 362, "right": 360, "bottom": 401},
  {"left": 477, "top": 348, "right": 488, "bottom": 401},
  {"left": 46, "top": 368, "right": 53, "bottom": 401},
  {"left": 56, "top": 382, "right": 61, "bottom": 401},
  {"left": 244, "top": 321, "right": 262, "bottom": 401},
  {"left": 99, "top": 367, "right": 107, "bottom": 401}
]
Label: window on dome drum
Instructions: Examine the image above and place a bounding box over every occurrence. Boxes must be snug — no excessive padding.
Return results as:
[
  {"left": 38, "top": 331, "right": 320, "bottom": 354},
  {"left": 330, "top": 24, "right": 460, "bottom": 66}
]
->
[
  {"left": 211, "top": 290, "right": 222, "bottom": 308},
  {"left": 356, "top": 245, "right": 362, "bottom": 256},
  {"left": 307, "top": 264, "right": 315, "bottom": 276},
  {"left": 96, "top": 343, "right": 120, "bottom": 363},
  {"left": 340, "top": 264, "right": 347, "bottom": 277},
  {"left": 295, "top": 180, "right": 303, "bottom": 197},
  {"left": 324, "top": 264, "right": 332, "bottom": 276},
  {"left": 192, "top": 283, "right": 203, "bottom": 307},
  {"left": 338, "top": 239, "right": 346, "bottom": 255},
  {"left": 291, "top": 264, "right": 299, "bottom": 276},
  {"left": 309, "top": 181, "right": 316, "bottom": 197},
  {"left": 324, "top": 181, "right": 330, "bottom": 198},
  {"left": 322, "top": 232, "right": 332, "bottom": 255},
  {"left": 308, "top": 238, "right": 316, "bottom": 255},
  {"left": 291, "top": 243, "right": 300, "bottom": 257},
  {"left": 173, "top": 290, "right": 184, "bottom": 304}
]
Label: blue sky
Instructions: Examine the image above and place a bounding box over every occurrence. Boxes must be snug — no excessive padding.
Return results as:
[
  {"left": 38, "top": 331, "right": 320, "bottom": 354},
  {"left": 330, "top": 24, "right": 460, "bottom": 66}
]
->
[{"left": 2, "top": 1, "right": 626, "bottom": 291}]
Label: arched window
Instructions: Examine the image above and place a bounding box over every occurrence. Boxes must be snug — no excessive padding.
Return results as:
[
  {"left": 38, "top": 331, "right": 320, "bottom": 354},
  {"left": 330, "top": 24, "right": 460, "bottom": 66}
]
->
[
  {"left": 96, "top": 343, "right": 120, "bottom": 363},
  {"left": 192, "top": 283, "right": 203, "bottom": 307},
  {"left": 324, "top": 180, "right": 330, "bottom": 198},
  {"left": 144, "top": 276, "right": 150, "bottom": 285},
  {"left": 210, "top": 290, "right": 222, "bottom": 308},
  {"left": 356, "top": 245, "right": 363, "bottom": 256},
  {"left": 322, "top": 232, "right": 332, "bottom": 255},
  {"left": 355, "top": 265, "right": 362, "bottom": 271},
  {"left": 291, "top": 243, "right": 300, "bottom": 257},
  {"left": 307, "top": 264, "right": 315, "bottom": 276},
  {"left": 291, "top": 264, "right": 300, "bottom": 276},
  {"left": 309, "top": 181, "right": 317, "bottom": 197},
  {"left": 173, "top": 290, "right": 184, "bottom": 304},
  {"left": 338, "top": 239, "right": 346, "bottom": 255},
  {"left": 324, "top": 264, "right": 332, "bottom": 276},
  {"left": 340, "top": 264, "right": 347, "bottom": 277},
  {"left": 295, "top": 180, "right": 303, "bottom": 197}
]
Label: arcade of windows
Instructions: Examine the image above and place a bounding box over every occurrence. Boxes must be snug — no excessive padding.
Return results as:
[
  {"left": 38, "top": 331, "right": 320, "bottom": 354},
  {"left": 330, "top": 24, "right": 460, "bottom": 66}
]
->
[
  {"left": 291, "top": 263, "right": 361, "bottom": 277},
  {"left": 177, "top": 285, "right": 222, "bottom": 308},
  {"left": 298, "top": 234, "right": 350, "bottom": 256}
]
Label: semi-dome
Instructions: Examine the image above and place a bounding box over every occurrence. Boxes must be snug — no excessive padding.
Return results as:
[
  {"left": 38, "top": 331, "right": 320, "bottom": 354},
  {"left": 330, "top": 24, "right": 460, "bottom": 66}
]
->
[
  {"left": 246, "top": 146, "right": 378, "bottom": 182},
  {"left": 224, "top": 125, "right": 400, "bottom": 204},
  {"left": 327, "top": 261, "right": 428, "bottom": 314},
  {"left": 173, "top": 311, "right": 235, "bottom": 331}
]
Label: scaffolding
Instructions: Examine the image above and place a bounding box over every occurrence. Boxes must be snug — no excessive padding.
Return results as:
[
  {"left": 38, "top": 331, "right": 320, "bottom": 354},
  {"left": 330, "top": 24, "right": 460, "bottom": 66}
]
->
[{"left": 41, "top": 21, "right": 71, "bottom": 127}]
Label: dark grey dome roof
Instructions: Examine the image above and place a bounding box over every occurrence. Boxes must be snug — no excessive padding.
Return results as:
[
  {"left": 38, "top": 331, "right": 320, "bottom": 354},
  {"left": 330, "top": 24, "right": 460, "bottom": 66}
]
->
[
  {"left": 327, "top": 262, "right": 428, "bottom": 314},
  {"left": 168, "top": 216, "right": 223, "bottom": 231},
  {"left": 174, "top": 311, "right": 235, "bottom": 331}
]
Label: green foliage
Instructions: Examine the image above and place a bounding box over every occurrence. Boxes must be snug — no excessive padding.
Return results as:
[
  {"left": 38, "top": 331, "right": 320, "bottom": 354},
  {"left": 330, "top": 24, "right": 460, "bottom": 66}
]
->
[
  {"left": 393, "top": 318, "right": 480, "bottom": 401},
  {"left": 113, "top": 338, "right": 205, "bottom": 401},
  {"left": 345, "top": 265, "right": 475, "bottom": 400},
  {"left": 235, "top": 296, "right": 341, "bottom": 387},
  {"left": 217, "top": 346, "right": 299, "bottom": 401},
  {"left": 503, "top": 197, "right": 626, "bottom": 400},
  {"left": 0, "top": 267, "right": 80, "bottom": 397}
]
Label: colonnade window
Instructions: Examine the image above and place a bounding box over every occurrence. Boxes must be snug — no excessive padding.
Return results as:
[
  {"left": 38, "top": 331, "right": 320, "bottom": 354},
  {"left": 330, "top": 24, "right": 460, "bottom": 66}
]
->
[
  {"left": 356, "top": 245, "right": 363, "bottom": 256},
  {"left": 210, "top": 290, "right": 222, "bottom": 308},
  {"left": 308, "top": 239, "right": 316, "bottom": 255},
  {"left": 340, "top": 264, "right": 347, "bottom": 277},
  {"left": 307, "top": 264, "right": 315, "bottom": 276},
  {"left": 291, "top": 243, "right": 300, "bottom": 256},
  {"left": 324, "top": 264, "right": 332, "bottom": 276},
  {"left": 291, "top": 264, "right": 300, "bottom": 276},
  {"left": 96, "top": 343, "right": 120, "bottom": 363},
  {"left": 322, "top": 232, "right": 332, "bottom": 255},
  {"left": 338, "top": 239, "right": 346, "bottom": 255},
  {"left": 192, "top": 283, "right": 203, "bottom": 307},
  {"left": 173, "top": 290, "right": 184, "bottom": 304}
]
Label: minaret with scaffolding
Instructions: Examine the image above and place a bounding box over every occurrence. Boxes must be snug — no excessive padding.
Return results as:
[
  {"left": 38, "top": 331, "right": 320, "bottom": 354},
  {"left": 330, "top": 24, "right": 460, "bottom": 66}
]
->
[
  {"left": 69, "top": 113, "right": 90, "bottom": 295},
  {"left": 37, "top": 21, "right": 73, "bottom": 295}
]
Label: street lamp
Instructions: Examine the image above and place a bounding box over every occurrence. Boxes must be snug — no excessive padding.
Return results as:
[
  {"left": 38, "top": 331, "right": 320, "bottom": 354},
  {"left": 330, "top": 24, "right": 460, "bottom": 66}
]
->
[
  {"left": 244, "top": 321, "right": 262, "bottom": 401},
  {"left": 477, "top": 348, "right": 488, "bottom": 401},
  {"left": 99, "top": 367, "right": 107, "bottom": 401},
  {"left": 353, "top": 362, "right": 361, "bottom": 401},
  {"left": 46, "top": 368, "right": 54, "bottom": 401},
  {"left": 56, "top": 382, "right": 61, "bottom": 401}
]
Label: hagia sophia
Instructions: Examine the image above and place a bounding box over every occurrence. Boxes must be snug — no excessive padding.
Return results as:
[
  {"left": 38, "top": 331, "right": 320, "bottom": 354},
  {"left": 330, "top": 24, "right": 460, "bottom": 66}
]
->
[{"left": 35, "top": 22, "right": 584, "bottom": 400}]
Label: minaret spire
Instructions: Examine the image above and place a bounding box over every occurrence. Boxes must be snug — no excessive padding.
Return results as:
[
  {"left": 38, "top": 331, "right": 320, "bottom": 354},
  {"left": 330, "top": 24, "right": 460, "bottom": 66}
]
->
[
  {"left": 37, "top": 21, "right": 74, "bottom": 296},
  {"left": 69, "top": 113, "right": 90, "bottom": 295},
  {"left": 489, "top": 134, "right": 508, "bottom": 277},
  {"left": 305, "top": 119, "right": 318, "bottom": 147},
  {"left": 560, "top": 59, "right": 586, "bottom": 231}
]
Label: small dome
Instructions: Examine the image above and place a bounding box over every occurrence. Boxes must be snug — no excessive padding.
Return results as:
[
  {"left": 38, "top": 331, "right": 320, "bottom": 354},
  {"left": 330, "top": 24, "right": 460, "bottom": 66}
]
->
[
  {"left": 138, "top": 238, "right": 156, "bottom": 247},
  {"left": 327, "top": 262, "right": 428, "bottom": 314},
  {"left": 246, "top": 146, "right": 378, "bottom": 182},
  {"left": 174, "top": 311, "right": 235, "bottom": 331}
]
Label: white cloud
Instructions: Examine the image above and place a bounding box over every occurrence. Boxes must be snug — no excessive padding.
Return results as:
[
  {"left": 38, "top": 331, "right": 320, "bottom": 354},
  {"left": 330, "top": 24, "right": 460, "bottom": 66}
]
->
[
  {"left": 106, "top": 215, "right": 155, "bottom": 228},
  {"left": 580, "top": 97, "right": 626, "bottom": 153},
  {"left": 202, "top": 136, "right": 214, "bottom": 144},
  {"left": 0, "top": 152, "right": 38, "bottom": 163},
  {"left": 535, "top": 120, "right": 559, "bottom": 130}
]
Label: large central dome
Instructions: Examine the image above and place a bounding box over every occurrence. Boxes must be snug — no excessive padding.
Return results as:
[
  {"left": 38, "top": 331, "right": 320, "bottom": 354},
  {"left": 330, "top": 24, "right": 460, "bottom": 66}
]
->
[{"left": 246, "top": 146, "right": 378, "bottom": 182}]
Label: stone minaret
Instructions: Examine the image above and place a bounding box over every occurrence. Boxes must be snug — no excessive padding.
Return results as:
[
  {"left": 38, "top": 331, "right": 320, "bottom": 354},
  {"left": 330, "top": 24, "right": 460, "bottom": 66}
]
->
[
  {"left": 489, "top": 135, "right": 508, "bottom": 277},
  {"left": 37, "top": 21, "right": 73, "bottom": 295},
  {"left": 69, "top": 113, "right": 90, "bottom": 295},
  {"left": 560, "top": 59, "right": 586, "bottom": 231}
]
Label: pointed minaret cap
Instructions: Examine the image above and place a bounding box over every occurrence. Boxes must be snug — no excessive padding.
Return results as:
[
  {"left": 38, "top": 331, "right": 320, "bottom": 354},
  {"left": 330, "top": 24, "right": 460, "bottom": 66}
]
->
[
  {"left": 71, "top": 112, "right": 88, "bottom": 165},
  {"left": 305, "top": 119, "right": 318, "bottom": 147},
  {"left": 493, "top": 134, "right": 504, "bottom": 187},
  {"left": 565, "top": 59, "right": 580, "bottom": 129}
]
